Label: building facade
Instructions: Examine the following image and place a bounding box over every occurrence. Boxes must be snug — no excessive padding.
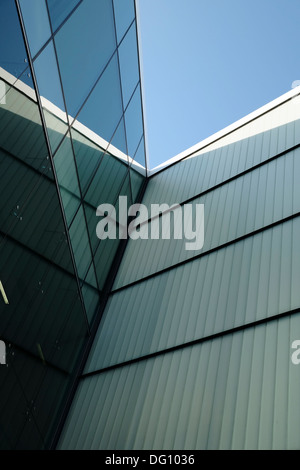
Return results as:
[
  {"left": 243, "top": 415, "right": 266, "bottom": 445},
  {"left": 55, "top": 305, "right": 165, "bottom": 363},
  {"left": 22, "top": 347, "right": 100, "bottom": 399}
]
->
[
  {"left": 1, "top": 0, "right": 300, "bottom": 451},
  {"left": 58, "top": 87, "right": 300, "bottom": 450},
  {"left": 0, "top": 0, "right": 146, "bottom": 449}
]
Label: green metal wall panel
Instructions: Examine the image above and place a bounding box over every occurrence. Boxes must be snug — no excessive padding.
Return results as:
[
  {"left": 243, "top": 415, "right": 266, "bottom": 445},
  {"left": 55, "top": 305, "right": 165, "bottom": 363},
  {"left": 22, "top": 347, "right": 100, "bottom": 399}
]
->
[
  {"left": 114, "top": 146, "right": 300, "bottom": 288},
  {"left": 59, "top": 313, "right": 300, "bottom": 450}
]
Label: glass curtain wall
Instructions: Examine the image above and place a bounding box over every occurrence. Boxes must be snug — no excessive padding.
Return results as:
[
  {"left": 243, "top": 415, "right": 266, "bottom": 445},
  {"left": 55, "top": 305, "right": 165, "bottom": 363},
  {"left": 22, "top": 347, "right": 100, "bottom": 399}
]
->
[{"left": 0, "top": 0, "right": 146, "bottom": 449}]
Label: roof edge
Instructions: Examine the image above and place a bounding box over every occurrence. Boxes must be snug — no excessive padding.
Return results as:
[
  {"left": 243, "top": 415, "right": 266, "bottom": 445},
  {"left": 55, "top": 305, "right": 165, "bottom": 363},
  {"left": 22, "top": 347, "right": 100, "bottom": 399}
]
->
[{"left": 149, "top": 85, "right": 300, "bottom": 176}]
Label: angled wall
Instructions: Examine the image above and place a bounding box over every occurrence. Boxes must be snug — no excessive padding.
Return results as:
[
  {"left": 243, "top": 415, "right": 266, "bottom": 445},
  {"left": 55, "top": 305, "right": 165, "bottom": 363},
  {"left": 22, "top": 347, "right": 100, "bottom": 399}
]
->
[
  {"left": 59, "top": 90, "right": 300, "bottom": 449},
  {"left": 0, "top": 0, "right": 145, "bottom": 449}
]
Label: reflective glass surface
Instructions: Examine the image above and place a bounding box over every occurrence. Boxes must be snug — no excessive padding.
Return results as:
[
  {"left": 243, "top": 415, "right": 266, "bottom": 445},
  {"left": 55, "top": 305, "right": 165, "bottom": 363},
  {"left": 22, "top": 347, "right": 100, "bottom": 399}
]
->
[
  {"left": 74, "top": 53, "right": 123, "bottom": 145},
  {"left": 0, "top": 82, "right": 89, "bottom": 449},
  {"left": 68, "top": 206, "right": 94, "bottom": 282},
  {"left": 0, "top": 0, "right": 146, "bottom": 449},
  {"left": 46, "top": 0, "right": 81, "bottom": 32},
  {"left": 19, "top": 0, "right": 51, "bottom": 58},
  {"left": 131, "top": 136, "right": 146, "bottom": 170},
  {"left": 118, "top": 21, "right": 140, "bottom": 109},
  {"left": 0, "top": 0, "right": 32, "bottom": 85},
  {"left": 125, "top": 84, "right": 144, "bottom": 159},
  {"left": 113, "top": 0, "right": 135, "bottom": 44},
  {"left": 93, "top": 172, "right": 132, "bottom": 289},
  {"left": 33, "top": 40, "right": 68, "bottom": 153},
  {"left": 33, "top": 40, "right": 65, "bottom": 111},
  {"left": 71, "top": 128, "right": 104, "bottom": 194},
  {"left": 53, "top": 133, "right": 81, "bottom": 226},
  {"left": 81, "top": 274, "right": 100, "bottom": 323},
  {"left": 106, "top": 116, "right": 128, "bottom": 160},
  {"left": 54, "top": 0, "right": 116, "bottom": 117},
  {"left": 85, "top": 151, "right": 128, "bottom": 209},
  {"left": 130, "top": 166, "right": 145, "bottom": 202}
]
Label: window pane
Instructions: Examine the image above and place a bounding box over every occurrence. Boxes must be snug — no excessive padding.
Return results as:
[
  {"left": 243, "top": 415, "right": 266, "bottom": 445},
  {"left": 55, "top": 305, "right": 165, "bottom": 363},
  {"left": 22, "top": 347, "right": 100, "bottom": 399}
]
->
[
  {"left": 81, "top": 280, "right": 99, "bottom": 324},
  {"left": 55, "top": 0, "right": 116, "bottom": 117},
  {"left": 125, "top": 84, "right": 143, "bottom": 159},
  {"left": 47, "top": 0, "right": 81, "bottom": 31},
  {"left": 33, "top": 40, "right": 68, "bottom": 153},
  {"left": 53, "top": 133, "right": 81, "bottom": 226},
  {"left": 93, "top": 172, "right": 132, "bottom": 289},
  {"left": 107, "top": 117, "right": 128, "bottom": 163},
  {"left": 131, "top": 136, "right": 146, "bottom": 170},
  {"left": 19, "top": 0, "right": 51, "bottom": 58},
  {"left": 74, "top": 53, "right": 123, "bottom": 145},
  {"left": 0, "top": 0, "right": 32, "bottom": 85},
  {"left": 85, "top": 152, "right": 128, "bottom": 208},
  {"left": 33, "top": 40, "right": 65, "bottom": 110},
  {"left": 113, "top": 0, "right": 135, "bottom": 43},
  {"left": 130, "top": 166, "right": 145, "bottom": 202},
  {"left": 118, "top": 21, "right": 140, "bottom": 109},
  {"left": 69, "top": 205, "right": 93, "bottom": 281},
  {"left": 71, "top": 128, "right": 105, "bottom": 194},
  {"left": 0, "top": 87, "right": 44, "bottom": 171}
]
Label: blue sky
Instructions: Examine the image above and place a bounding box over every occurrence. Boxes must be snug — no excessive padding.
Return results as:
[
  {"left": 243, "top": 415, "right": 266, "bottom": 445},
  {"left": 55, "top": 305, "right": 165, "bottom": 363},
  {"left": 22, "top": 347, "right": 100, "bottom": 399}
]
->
[{"left": 137, "top": 0, "right": 300, "bottom": 169}]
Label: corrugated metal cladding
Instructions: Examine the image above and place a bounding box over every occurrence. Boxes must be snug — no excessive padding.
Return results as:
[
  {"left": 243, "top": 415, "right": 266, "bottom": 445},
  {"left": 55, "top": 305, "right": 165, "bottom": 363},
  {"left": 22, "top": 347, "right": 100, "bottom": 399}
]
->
[
  {"left": 114, "top": 147, "right": 300, "bottom": 288},
  {"left": 59, "top": 314, "right": 300, "bottom": 450},
  {"left": 83, "top": 219, "right": 300, "bottom": 372},
  {"left": 59, "top": 95, "right": 300, "bottom": 449}
]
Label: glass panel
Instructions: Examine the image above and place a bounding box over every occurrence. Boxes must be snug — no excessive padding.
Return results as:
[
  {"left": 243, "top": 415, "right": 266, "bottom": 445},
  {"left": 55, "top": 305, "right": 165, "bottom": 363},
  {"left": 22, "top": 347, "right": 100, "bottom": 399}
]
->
[
  {"left": 54, "top": 0, "right": 116, "bottom": 117},
  {"left": 19, "top": 0, "right": 51, "bottom": 58},
  {"left": 106, "top": 117, "right": 128, "bottom": 163},
  {"left": 74, "top": 53, "right": 123, "bottom": 145},
  {"left": 71, "top": 128, "right": 105, "bottom": 195},
  {"left": 33, "top": 40, "right": 68, "bottom": 153},
  {"left": 81, "top": 282, "right": 100, "bottom": 324},
  {"left": 84, "top": 203, "right": 100, "bottom": 255},
  {"left": 0, "top": 0, "right": 32, "bottom": 85},
  {"left": 131, "top": 136, "right": 146, "bottom": 171},
  {"left": 130, "top": 166, "right": 145, "bottom": 203},
  {"left": 85, "top": 151, "right": 128, "bottom": 208},
  {"left": 46, "top": 0, "right": 81, "bottom": 31},
  {"left": 68, "top": 205, "right": 93, "bottom": 281},
  {"left": 93, "top": 172, "right": 132, "bottom": 289},
  {"left": 113, "top": 0, "right": 135, "bottom": 43},
  {"left": 124, "top": 84, "right": 143, "bottom": 159},
  {"left": 0, "top": 86, "right": 44, "bottom": 171},
  {"left": 81, "top": 264, "right": 100, "bottom": 323},
  {"left": 0, "top": 80, "right": 89, "bottom": 448},
  {"left": 93, "top": 237, "right": 121, "bottom": 290},
  {"left": 43, "top": 108, "right": 68, "bottom": 154},
  {"left": 53, "top": 133, "right": 81, "bottom": 226},
  {"left": 118, "top": 21, "right": 140, "bottom": 109},
  {"left": 33, "top": 40, "right": 65, "bottom": 111}
]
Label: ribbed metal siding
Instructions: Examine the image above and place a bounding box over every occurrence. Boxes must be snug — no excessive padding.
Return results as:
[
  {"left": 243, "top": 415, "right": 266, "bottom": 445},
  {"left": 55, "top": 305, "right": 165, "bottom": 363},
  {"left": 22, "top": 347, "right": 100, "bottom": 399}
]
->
[
  {"left": 114, "top": 147, "right": 300, "bottom": 288},
  {"left": 59, "top": 97, "right": 300, "bottom": 450},
  {"left": 59, "top": 312, "right": 300, "bottom": 450},
  {"left": 83, "top": 217, "right": 300, "bottom": 372}
]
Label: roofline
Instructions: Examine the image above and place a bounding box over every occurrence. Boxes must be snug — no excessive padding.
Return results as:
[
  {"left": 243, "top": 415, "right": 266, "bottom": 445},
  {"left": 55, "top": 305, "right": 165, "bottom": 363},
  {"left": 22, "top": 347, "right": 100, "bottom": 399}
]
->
[{"left": 149, "top": 85, "right": 300, "bottom": 177}]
